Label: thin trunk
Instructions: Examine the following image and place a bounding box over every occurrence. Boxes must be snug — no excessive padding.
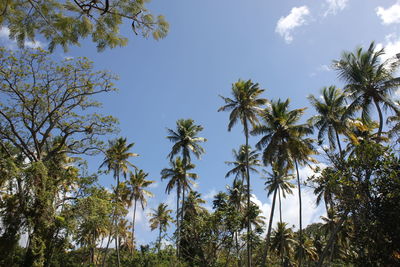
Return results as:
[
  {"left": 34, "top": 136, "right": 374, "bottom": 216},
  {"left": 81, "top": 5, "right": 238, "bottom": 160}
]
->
[
  {"left": 115, "top": 172, "right": 121, "bottom": 267},
  {"left": 158, "top": 226, "right": 162, "bottom": 253},
  {"left": 132, "top": 198, "right": 138, "bottom": 254},
  {"left": 278, "top": 189, "right": 284, "bottom": 266},
  {"left": 261, "top": 188, "right": 278, "bottom": 267},
  {"left": 176, "top": 184, "right": 180, "bottom": 258},
  {"left": 278, "top": 188, "right": 282, "bottom": 224},
  {"left": 335, "top": 129, "right": 343, "bottom": 156},
  {"left": 374, "top": 99, "right": 384, "bottom": 139},
  {"left": 91, "top": 231, "right": 96, "bottom": 264},
  {"left": 224, "top": 232, "right": 234, "bottom": 267},
  {"left": 295, "top": 160, "right": 303, "bottom": 267},
  {"left": 244, "top": 120, "right": 252, "bottom": 267},
  {"left": 101, "top": 233, "right": 114, "bottom": 267},
  {"left": 235, "top": 231, "right": 242, "bottom": 267},
  {"left": 316, "top": 212, "right": 348, "bottom": 267}
]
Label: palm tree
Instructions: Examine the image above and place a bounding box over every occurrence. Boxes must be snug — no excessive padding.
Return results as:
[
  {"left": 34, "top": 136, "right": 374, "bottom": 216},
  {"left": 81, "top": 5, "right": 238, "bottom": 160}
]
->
[
  {"left": 262, "top": 163, "right": 295, "bottom": 264},
  {"left": 308, "top": 86, "right": 348, "bottom": 155},
  {"left": 333, "top": 42, "right": 400, "bottom": 138},
  {"left": 252, "top": 99, "right": 316, "bottom": 266},
  {"left": 149, "top": 203, "right": 173, "bottom": 253},
  {"left": 387, "top": 100, "right": 400, "bottom": 145},
  {"left": 125, "top": 169, "right": 154, "bottom": 251},
  {"left": 160, "top": 157, "right": 198, "bottom": 256},
  {"left": 270, "top": 222, "right": 297, "bottom": 266},
  {"left": 166, "top": 118, "right": 206, "bottom": 227},
  {"left": 218, "top": 79, "right": 267, "bottom": 266},
  {"left": 99, "top": 137, "right": 138, "bottom": 267},
  {"left": 225, "top": 145, "right": 261, "bottom": 182}
]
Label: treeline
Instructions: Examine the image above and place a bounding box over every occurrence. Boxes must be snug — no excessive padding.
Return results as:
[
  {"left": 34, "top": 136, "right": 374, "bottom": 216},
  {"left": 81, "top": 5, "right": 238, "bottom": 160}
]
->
[{"left": 0, "top": 42, "right": 399, "bottom": 267}]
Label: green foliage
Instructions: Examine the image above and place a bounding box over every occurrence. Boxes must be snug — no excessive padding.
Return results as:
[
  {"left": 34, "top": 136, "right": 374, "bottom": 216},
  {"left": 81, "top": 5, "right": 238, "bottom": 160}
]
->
[{"left": 0, "top": 0, "right": 169, "bottom": 51}]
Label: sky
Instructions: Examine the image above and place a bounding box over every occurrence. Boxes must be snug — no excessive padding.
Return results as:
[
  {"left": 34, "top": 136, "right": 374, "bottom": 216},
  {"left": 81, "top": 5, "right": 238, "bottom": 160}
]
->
[{"left": 1, "top": 0, "right": 400, "bottom": 247}]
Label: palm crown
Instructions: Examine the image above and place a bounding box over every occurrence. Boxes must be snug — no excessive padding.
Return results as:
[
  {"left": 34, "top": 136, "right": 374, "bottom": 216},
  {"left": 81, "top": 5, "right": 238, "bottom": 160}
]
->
[
  {"left": 333, "top": 41, "right": 400, "bottom": 137},
  {"left": 166, "top": 119, "right": 206, "bottom": 164},
  {"left": 308, "top": 86, "right": 349, "bottom": 152}
]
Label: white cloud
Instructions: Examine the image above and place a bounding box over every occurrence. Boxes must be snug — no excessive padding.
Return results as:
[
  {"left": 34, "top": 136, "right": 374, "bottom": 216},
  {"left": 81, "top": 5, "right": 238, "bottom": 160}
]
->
[
  {"left": 252, "top": 163, "right": 327, "bottom": 232},
  {"left": 275, "top": 6, "right": 310, "bottom": 44},
  {"left": 376, "top": 1, "right": 400, "bottom": 25},
  {"left": 0, "top": 26, "right": 44, "bottom": 49},
  {"left": 324, "top": 0, "right": 349, "bottom": 16}
]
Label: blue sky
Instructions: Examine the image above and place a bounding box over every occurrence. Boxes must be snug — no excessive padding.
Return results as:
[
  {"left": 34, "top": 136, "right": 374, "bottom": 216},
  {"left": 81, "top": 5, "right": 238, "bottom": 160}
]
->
[{"left": 2, "top": 0, "right": 400, "bottom": 247}]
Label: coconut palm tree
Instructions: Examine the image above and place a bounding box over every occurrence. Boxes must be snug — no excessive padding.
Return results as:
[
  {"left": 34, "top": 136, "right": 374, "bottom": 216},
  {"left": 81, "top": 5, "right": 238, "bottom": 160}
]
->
[
  {"left": 166, "top": 119, "right": 206, "bottom": 244},
  {"left": 99, "top": 137, "right": 138, "bottom": 267},
  {"left": 333, "top": 42, "right": 400, "bottom": 138},
  {"left": 218, "top": 79, "right": 268, "bottom": 266},
  {"left": 387, "top": 100, "right": 400, "bottom": 145},
  {"left": 270, "top": 222, "right": 297, "bottom": 266},
  {"left": 149, "top": 203, "right": 173, "bottom": 253},
  {"left": 252, "top": 99, "right": 316, "bottom": 266},
  {"left": 308, "top": 86, "right": 348, "bottom": 155},
  {"left": 225, "top": 145, "right": 261, "bottom": 182},
  {"left": 160, "top": 157, "right": 198, "bottom": 257},
  {"left": 262, "top": 163, "right": 295, "bottom": 265},
  {"left": 125, "top": 169, "right": 154, "bottom": 251}
]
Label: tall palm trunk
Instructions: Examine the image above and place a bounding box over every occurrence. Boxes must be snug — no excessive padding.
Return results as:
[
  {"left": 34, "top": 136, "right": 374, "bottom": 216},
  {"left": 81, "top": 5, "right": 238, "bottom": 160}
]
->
[
  {"left": 261, "top": 188, "right": 278, "bottom": 267},
  {"left": 374, "top": 98, "right": 384, "bottom": 139},
  {"left": 115, "top": 172, "right": 121, "bottom": 267},
  {"left": 334, "top": 129, "right": 343, "bottom": 156},
  {"left": 132, "top": 198, "right": 138, "bottom": 253},
  {"left": 278, "top": 188, "right": 284, "bottom": 266},
  {"left": 295, "top": 160, "right": 303, "bottom": 267},
  {"left": 278, "top": 188, "right": 282, "bottom": 224},
  {"left": 244, "top": 119, "right": 252, "bottom": 267},
  {"left": 176, "top": 184, "right": 180, "bottom": 258},
  {"left": 158, "top": 225, "right": 162, "bottom": 253}
]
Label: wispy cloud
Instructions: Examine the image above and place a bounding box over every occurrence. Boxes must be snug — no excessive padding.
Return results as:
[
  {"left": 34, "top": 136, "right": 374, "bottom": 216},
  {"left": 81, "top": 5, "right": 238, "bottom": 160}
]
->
[
  {"left": 376, "top": 1, "right": 400, "bottom": 25},
  {"left": 324, "top": 0, "right": 349, "bottom": 17},
  {"left": 275, "top": 6, "right": 310, "bottom": 44}
]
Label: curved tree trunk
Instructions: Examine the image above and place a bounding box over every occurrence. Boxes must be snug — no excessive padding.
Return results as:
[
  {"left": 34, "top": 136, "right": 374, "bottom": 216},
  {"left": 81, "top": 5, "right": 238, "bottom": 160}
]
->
[
  {"left": 295, "top": 160, "right": 303, "bottom": 267},
  {"left": 261, "top": 188, "right": 278, "bottom": 267},
  {"left": 132, "top": 198, "right": 138, "bottom": 254},
  {"left": 244, "top": 119, "right": 252, "bottom": 267}
]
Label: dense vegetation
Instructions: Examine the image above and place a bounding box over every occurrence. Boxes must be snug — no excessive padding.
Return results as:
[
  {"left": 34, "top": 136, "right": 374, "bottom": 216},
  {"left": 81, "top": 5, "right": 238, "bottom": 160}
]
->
[{"left": 0, "top": 3, "right": 399, "bottom": 266}]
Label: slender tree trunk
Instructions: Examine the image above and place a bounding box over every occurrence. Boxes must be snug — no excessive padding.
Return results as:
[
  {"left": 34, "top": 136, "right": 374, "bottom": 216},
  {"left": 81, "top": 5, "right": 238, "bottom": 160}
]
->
[
  {"left": 295, "top": 160, "right": 303, "bottom": 267},
  {"left": 235, "top": 231, "right": 242, "bottom": 267},
  {"left": 115, "top": 172, "right": 121, "bottom": 267},
  {"left": 176, "top": 184, "right": 180, "bottom": 258},
  {"left": 335, "top": 129, "right": 343, "bottom": 156},
  {"left": 278, "top": 188, "right": 282, "bottom": 224},
  {"left": 374, "top": 99, "right": 384, "bottom": 139},
  {"left": 278, "top": 188, "right": 284, "bottom": 266},
  {"left": 261, "top": 188, "right": 278, "bottom": 267},
  {"left": 244, "top": 120, "right": 252, "bottom": 267},
  {"left": 317, "top": 212, "right": 348, "bottom": 267},
  {"left": 158, "top": 226, "right": 162, "bottom": 253},
  {"left": 132, "top": 198, "right": 138, "bottom": 254},
  {"left": 101, "top": 232, "right": 114, "bottom": 267}
]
